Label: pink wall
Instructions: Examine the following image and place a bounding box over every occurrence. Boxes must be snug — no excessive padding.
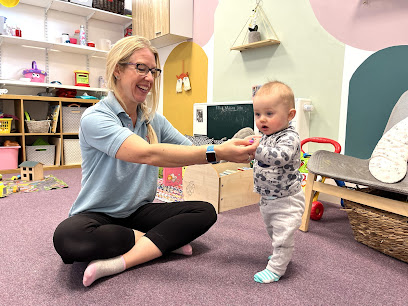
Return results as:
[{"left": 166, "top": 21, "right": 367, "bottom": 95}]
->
[
  {"left": 309, "top": 0, "right": 408, "bottom": 51},
  {"left": 193, "top": 0, "right": 219, "bottom": 47}
]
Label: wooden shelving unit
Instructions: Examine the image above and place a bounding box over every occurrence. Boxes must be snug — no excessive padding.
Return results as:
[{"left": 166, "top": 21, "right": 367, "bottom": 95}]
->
[
  {"left": 230, "top": 39, "right": 280, "bottom": 51},
  {"left": 0, "top": 94, "right": 98, "bottom": 173}
]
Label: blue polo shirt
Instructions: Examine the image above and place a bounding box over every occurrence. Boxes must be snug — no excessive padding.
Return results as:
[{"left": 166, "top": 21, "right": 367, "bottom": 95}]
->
[{"left": 69, "top": 92, "right": 191, "bottom": 217}]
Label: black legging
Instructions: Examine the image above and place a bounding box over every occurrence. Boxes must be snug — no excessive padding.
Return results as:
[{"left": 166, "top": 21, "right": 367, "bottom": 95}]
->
[{"left": 53, "top": 201, "right": 217, "bottom": 264}]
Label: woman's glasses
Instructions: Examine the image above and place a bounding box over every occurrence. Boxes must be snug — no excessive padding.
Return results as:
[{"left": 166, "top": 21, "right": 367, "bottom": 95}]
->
[{"left": 125, "top": 62, "right": 162, "bottom": 78}]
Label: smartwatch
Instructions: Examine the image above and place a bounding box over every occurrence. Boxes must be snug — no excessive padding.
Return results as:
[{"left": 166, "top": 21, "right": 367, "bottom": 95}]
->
[{"left": 206, "top": 145, "right": 217, "bottom": 164}]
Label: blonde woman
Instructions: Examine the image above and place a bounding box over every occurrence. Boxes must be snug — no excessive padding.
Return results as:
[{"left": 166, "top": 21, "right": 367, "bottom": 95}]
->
[{"left": 53, "top": 36, "right": 258, "bottom": 287}]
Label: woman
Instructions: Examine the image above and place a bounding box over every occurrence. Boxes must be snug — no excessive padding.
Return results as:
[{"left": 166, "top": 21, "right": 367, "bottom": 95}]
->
[{"left": 53, "top": 36, "right": 258, "bottom": 287}]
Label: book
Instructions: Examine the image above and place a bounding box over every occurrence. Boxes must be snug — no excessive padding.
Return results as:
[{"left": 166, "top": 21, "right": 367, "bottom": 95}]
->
[{"left": 48, "top": 105, "right": 60, "bottom": 133}]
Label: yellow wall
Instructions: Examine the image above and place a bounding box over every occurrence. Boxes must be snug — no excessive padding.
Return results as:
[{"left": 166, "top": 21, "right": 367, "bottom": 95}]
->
[{"left": 163, "top": 42, "right": 208, "bottom": 135}]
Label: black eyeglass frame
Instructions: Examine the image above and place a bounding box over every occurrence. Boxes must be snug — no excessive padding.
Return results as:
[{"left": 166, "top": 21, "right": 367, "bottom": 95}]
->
[{"left": 124, "top": 62, "right": 162, "bottom": 78}]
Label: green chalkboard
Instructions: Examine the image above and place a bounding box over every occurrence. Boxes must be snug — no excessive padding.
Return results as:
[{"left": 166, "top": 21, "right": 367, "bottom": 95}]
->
[{"left": 207, "top": 104, "right": 254, "bottom": 140}]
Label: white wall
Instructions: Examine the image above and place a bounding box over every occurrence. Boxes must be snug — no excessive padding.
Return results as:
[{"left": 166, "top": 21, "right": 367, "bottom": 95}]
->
[{"left": 0, "top": 3, "right": 124, "bottom": 90}]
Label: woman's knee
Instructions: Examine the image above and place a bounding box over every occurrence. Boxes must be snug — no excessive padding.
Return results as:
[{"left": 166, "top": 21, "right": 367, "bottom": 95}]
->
[{"left": 200, "top": 201, "right": 218, "bottom": 227}]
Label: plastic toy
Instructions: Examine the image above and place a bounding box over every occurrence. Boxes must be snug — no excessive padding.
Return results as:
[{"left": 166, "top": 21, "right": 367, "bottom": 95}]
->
[
  {"left": 300, "top": 137, "right": 344, "bottom": 221},
  {"left": 23, "top": 61, "right": 47, "bottom": 83}
]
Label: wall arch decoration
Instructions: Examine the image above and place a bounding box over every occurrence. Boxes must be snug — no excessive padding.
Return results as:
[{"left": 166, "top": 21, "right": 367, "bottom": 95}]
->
[
  {"left": 163, "top": 42, "right": 208, "bottom": 135},
  {"left": 309, "top": 0, "right": 408, "bottom": 51},
  {"left": 346, "top": 45, "right": 408, "bottom": 158}
]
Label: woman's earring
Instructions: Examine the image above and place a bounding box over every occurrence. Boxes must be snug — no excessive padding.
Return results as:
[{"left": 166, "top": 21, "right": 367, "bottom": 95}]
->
[{"left": 115, "top": 75, "right": 120, "bottom": 80}]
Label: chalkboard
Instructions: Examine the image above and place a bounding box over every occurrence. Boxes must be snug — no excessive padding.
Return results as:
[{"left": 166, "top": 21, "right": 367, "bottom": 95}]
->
[{"left": 207, "top": 103, "right": 254, "bottom": 140}]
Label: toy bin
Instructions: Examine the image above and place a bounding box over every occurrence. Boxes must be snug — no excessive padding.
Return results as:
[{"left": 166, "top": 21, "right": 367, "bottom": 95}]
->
[
  {"left": 62, "top": 104, "right": 87, "bottom": 133},
  {"left": 0, "top": 118, "right": 13, "bottom": 133},
  {"left": 183, "top": 162, "right": 260, "bottom": 213},
  {"left": 26, "top": 145, "right": 55, "bottom": 166},
  {"left": 63, "top": 139, "right": 82, "bottom": 165},
  {"left": 23, "top": 61, "right": 47, "bottom": 83},
  {"left": 0, "top": 146, "right": 20, "bottom": 170}
]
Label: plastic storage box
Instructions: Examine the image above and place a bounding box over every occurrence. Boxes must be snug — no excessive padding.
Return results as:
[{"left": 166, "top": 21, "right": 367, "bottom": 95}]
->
[
  {"left": 26, "top": 145, "right": 55, "bottom": 166},
  {"left": 0, "top": 118, "right": 12, "bottom": 133},
  {"left": 62, "top": 104, "right": 87, "bottom": 133},
  {"left": 0, "top": 146, "right": 20, "bottom": 170}
]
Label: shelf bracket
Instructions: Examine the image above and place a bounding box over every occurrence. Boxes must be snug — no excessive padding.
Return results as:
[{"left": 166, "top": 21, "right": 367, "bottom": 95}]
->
[
  {"left": 86, "top": 12, "right": 95, "bottom": 21},
  {"left": 45, "top": 0, "right": 54, "bottom": 13}
]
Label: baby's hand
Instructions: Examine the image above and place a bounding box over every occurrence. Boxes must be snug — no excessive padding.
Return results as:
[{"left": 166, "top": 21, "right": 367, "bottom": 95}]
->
[{"left": 246, "top": 135, "right": 261, "bottom": 143}]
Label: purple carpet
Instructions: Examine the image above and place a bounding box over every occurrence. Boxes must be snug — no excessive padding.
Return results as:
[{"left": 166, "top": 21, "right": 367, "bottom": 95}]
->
[{"left": 0, "top": 168, "right": 407, "bottom": 305}]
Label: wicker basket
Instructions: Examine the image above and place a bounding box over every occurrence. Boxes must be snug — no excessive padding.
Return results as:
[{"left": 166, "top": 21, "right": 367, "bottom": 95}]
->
[
  {"left": 25, "top": 120, "right": 51, "bottom": 133},
  {"left": 344, "top": 189, "right": 408, "bottom": 263},
  {"left": 92, "top": 0, "right": 125, "bottom": 14}
]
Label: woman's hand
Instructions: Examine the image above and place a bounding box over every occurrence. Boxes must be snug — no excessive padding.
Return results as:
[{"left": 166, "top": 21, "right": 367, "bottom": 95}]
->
[{"left": 215, "top": 138, "right": 259, "bottom": 163}]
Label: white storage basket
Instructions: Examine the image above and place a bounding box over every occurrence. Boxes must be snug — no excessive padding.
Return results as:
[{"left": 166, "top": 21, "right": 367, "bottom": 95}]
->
[
  {"left": 26, "top": 145, "right": 55, "bottom": 166},
  {"left": 62, "top": 104, "right": 87, "bottom": 133},
  {"left": 63, "top": 139, "right": 82, "bottom": 165}
]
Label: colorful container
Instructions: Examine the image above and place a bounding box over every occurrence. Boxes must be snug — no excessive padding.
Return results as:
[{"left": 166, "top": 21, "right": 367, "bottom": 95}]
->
[
  {"left": 74, "top": 70, "right": 90, "bottom": 87},
  {"left": 23, "top": 61, "right": 47, "bottom": 83},
  {"left": 163, "top": 167, "right": 183, "bottom": 186},
  {"left": 0, "top": 146, "right": 20, "bottom": 170}
]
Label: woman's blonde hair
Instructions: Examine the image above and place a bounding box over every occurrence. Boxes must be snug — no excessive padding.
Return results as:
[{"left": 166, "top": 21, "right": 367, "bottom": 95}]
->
[{"left": 106, "top": 36, "right": 160, "bottom": 144}]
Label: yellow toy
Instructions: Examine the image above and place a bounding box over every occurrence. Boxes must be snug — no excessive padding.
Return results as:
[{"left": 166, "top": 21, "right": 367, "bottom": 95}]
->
[{"left": 0, "top": 0, "right": 19, "bottom": 8}]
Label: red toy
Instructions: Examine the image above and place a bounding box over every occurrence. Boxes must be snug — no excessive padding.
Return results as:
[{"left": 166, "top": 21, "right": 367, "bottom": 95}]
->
[{"left": 300, "top": 137, "right": 342, "bottom": 221}]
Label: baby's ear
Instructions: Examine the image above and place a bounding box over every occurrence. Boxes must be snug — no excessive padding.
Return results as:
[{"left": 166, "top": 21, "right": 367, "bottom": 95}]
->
[{"left": 288, "top": 108, "right": 296, "bottom": 121}]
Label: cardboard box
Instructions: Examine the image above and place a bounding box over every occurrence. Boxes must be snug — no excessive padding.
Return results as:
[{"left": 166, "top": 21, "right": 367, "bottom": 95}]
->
[{"left": 183, "top": 162, "right": 260, "bottom": 213}]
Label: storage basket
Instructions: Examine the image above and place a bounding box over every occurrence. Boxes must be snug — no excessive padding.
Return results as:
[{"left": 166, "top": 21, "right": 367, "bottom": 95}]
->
[
  {"left": 93, "top": 0, "right": 125, "bottom": 15},
  {"left": 25, "top": 120, "right": 51, "bottom": 133},
  {"left": 344, "top": 188, "right": 408, "bottom": 263},
  {"left": 0, "top": 118, "right": 12, "bottom": 133},
  {"left": 62, "top": 104, "right": 87, "bottom": 133},
  {"left": 26, "top": 145, "right": 55, "bottom": 166},
  {"left": 0, "top": 146, "right": 20, "bottom": 170},
  {"left": 63, "top": 139, "right": 82, "bottom": 165}
]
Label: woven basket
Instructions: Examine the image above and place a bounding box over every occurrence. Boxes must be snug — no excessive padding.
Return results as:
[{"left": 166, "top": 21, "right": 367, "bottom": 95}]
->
[
  {"left": 93, "top": 0, "right": 124, "bottom": 14},
  {"left": 344, "top": 189, "right": 408, "bottom": 263},
  {"left": 25, "top": 120, "right": 51, "bottom": 133}
]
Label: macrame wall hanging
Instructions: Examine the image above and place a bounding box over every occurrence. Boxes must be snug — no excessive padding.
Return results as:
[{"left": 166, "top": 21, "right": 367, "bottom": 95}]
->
[{"left": 230, "top": 0, "right": 280, "bottom": 51}]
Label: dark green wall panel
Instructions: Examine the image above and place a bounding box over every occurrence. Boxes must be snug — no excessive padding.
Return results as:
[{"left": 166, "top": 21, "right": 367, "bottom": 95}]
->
[{"left": 346, "top": 45, "right": 408, "bottom": 158}]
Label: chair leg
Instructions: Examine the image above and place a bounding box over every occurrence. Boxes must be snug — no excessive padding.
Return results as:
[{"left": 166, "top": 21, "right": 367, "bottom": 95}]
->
[{"left": 299, "top": 172, "right": 317, "bottom": 232}]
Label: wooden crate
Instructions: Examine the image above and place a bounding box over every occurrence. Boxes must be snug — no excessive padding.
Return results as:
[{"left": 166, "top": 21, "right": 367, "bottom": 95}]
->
[{"left": 183, "top": 162, "right": 260, "bottom": 213}]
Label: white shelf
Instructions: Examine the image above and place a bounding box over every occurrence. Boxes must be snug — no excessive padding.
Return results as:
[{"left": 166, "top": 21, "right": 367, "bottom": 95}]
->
[
  {"left": 0, "top": 79, "right": 109, "bottom": 93},
  {"left": 20, "top": 0, "right": 132, "bottom": 27},
  {"left": 0, "top": 35, "right": 108, "bottom": 57}
]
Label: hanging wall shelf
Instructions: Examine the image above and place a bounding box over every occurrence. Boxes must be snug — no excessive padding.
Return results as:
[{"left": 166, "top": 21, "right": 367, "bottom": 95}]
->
[
  {"left": 230, "top": 38, "right": 280, "bottom": 51},
  {"left": 230, "top": 1, "right": 280, "bottom": 51}
]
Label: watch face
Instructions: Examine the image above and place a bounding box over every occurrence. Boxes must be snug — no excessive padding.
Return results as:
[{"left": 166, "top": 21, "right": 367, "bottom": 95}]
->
[{"left": 206, "top": 152, "right": 217, "bottom": 163}]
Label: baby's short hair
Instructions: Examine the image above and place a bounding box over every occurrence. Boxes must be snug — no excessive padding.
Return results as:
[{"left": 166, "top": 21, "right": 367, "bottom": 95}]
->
[{"left": 255, "top": 81, "right": 295, "bottom": 109}]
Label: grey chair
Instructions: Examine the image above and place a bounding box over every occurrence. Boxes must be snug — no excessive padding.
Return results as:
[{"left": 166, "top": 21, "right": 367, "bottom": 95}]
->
[{"left": 299, "top": 90, "right": 408, "bottom": 232}]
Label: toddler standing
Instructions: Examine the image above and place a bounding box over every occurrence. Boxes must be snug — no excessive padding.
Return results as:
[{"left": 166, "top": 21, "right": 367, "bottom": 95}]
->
[{"left": 252, "top": 81, "right": 305, "bottom": 283}]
